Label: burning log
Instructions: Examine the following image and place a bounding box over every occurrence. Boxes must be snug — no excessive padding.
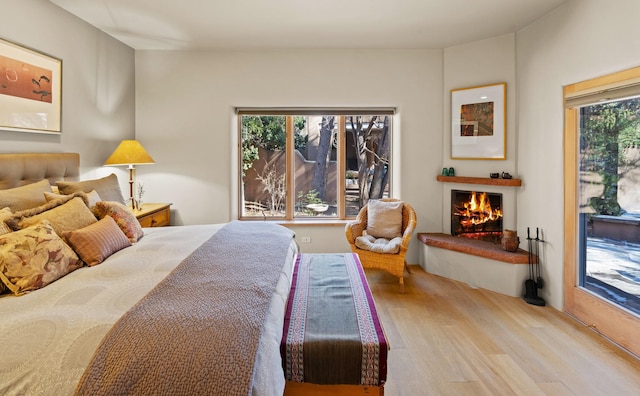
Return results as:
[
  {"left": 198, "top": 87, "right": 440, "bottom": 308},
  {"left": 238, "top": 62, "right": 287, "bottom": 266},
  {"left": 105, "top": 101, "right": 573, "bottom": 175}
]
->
[{"left": 453, "top": 191, "right": 503, "bottom": 230}]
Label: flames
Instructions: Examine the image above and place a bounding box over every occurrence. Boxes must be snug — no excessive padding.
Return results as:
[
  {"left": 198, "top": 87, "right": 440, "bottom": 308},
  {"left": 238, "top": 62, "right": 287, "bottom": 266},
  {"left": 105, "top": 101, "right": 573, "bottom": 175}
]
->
[{"left": 454, "top": 191, "right": 503, "bottom": 228}]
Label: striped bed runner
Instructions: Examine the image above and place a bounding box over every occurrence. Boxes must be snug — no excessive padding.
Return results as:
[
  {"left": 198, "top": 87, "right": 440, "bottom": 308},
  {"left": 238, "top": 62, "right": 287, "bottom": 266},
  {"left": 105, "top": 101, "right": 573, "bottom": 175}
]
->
[{"left": 281, "top": 253, "right": 388, "bottom": 386}]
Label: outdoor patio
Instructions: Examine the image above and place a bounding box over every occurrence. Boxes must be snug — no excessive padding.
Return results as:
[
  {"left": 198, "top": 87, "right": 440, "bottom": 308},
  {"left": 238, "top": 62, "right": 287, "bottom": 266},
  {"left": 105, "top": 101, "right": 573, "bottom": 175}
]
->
[{"left": 586, "top": 237, "right": 640, "bottom": 315}]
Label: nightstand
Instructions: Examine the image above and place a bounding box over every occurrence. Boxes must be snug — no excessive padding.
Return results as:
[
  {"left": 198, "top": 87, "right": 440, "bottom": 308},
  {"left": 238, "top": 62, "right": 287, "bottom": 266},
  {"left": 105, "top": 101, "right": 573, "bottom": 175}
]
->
[{"left": 133, "top": 203, "right": 172, "bottom": 227}]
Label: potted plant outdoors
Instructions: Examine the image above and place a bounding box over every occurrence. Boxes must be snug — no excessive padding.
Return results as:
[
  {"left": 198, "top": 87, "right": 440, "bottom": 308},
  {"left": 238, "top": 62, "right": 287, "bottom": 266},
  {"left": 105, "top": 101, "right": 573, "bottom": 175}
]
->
[{"left": 301, "top": 189, "right": 328, "bottom": 215}]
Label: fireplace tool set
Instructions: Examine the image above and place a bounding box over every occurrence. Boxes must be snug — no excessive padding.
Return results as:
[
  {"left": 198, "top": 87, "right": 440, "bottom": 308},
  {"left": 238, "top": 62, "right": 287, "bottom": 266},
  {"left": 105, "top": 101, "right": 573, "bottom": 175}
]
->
[{"left": 523, "top": 227, "right": 546, "bottom": 306}]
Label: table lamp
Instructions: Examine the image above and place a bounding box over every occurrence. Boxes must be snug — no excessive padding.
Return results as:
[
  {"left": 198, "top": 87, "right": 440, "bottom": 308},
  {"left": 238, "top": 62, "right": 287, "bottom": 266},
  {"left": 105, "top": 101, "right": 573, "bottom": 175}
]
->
[{"left": 104, "top": 140, "right": 155, "bottom": 209}]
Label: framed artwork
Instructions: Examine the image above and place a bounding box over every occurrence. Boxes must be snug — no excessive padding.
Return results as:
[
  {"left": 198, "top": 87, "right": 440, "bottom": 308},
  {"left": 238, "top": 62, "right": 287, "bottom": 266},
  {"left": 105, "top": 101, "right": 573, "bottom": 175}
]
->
[
  {"left": 0, "top": 37, "right": 62, "bottom": 134},
  {"left": 451, "top": 82, "right": 506, "bottom": 159}
]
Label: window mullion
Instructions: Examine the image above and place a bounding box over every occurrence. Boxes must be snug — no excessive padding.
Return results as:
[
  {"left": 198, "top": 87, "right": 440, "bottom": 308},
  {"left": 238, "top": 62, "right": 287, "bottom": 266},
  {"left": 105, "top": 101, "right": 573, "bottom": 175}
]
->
[
  {"left": 337, "top": 116, "right": 346, "bottom": 219},
  {"left": 285, "top": 116, "right": 294, "bottom": 220}
]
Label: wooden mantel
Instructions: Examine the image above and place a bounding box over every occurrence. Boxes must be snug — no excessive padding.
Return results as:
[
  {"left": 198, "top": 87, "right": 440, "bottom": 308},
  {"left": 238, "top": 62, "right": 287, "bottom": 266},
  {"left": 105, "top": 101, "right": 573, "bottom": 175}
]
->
[{"left": 436, "top": 175, "right": 522, "bottom": 187}]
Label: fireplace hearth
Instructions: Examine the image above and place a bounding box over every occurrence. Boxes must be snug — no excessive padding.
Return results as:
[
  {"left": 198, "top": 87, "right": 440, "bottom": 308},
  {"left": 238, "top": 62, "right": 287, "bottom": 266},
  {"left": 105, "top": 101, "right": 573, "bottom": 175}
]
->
[{"left": 451, "top": 189, "right": 503, "bottom": 242}]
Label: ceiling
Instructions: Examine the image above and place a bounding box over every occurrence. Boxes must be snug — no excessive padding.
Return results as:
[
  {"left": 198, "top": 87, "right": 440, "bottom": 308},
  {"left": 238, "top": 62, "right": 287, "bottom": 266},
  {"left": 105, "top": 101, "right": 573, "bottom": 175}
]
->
[{"left": 50, "top": 0, "right": 568, "bottom": 50}]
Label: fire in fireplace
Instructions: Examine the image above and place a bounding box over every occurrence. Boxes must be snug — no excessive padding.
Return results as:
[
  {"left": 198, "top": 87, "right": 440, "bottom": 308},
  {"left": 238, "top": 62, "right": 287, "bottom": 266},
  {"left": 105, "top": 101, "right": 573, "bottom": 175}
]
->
[{"left": 451, "top": 190, "right": 503, "bottom": 241}]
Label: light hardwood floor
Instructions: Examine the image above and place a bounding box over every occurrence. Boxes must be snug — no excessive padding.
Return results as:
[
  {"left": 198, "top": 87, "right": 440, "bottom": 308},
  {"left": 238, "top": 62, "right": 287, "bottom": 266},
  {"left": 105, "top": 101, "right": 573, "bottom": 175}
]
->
[{"left": 366, "top": 265, "right": 640, "bottom": 396}]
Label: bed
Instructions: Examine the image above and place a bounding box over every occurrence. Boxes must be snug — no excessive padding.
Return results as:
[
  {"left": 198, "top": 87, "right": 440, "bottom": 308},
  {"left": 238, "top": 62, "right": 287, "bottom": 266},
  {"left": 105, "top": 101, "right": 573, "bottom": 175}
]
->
[{"left": 0, "top": 153, "right": 298, "bottom": 396}]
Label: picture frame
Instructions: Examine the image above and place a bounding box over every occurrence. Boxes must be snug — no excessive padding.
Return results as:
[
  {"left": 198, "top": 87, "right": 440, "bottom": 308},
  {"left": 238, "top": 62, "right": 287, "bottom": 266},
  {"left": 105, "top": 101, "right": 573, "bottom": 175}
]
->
[
  {"left": 0, "top": 37, "right": 62, "bottom": 134},
  {"left": 451, "top": 82, "right": 506, "bottom": 159}
]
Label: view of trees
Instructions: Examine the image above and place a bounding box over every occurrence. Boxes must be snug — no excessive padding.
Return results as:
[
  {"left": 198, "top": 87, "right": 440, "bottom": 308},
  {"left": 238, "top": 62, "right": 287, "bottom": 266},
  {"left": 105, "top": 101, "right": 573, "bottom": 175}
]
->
[
  {"left": 347, "top": 115, "right": 390, "bottom": 206},
  {"left": 240, "top": 114, "right": 391, "bottom": 216},
  {"left": 240, "top": 115, "right": 306, "bottom": 175},
  {"left": 581, "top": 98, "right": 640, "bottom": 216},
  {"left": 311, "top": 116, "right": 334, "bottom": 201}
]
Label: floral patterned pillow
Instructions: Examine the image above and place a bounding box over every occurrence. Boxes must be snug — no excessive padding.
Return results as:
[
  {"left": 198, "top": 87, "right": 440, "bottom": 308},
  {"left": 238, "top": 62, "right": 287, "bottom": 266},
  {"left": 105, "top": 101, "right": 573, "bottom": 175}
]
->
[
  {"left": 0, "top": 207, "right": 7, "bottom": 293},
  {"left": 0, "top": 207, "right": 12, "bottom": 236},
  {"left": 0, "top": 220, "right": 82, "bottom": 295},
  {"left": 0, "top": 207, "right": 11, "bottom": 294},
  {"left": 92, "top": 201, "right": 144, "bottom": 243}
]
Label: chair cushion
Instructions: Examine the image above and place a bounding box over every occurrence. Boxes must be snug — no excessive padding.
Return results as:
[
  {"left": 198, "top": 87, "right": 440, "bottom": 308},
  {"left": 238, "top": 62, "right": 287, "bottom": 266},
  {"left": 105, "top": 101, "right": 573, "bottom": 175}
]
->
[
  {"left": 366, "top": 199, "right": 403, "bottom": 239},
  {"left": 355, "top": 235, "right": 402, "bottom": 254}
]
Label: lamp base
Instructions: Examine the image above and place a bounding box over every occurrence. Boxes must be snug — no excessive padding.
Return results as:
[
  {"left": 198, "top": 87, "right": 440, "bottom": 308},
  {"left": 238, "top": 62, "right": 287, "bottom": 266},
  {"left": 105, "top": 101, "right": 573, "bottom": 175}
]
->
[{"left": 128, "top": 166, "right": 136, "bottom": 210}]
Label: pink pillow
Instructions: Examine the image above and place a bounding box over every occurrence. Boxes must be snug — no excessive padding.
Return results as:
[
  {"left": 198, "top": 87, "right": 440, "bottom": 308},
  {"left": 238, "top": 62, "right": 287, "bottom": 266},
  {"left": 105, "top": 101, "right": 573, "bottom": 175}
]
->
[{"left": 92, "top": 201, "right": 144, "bottom": 243}]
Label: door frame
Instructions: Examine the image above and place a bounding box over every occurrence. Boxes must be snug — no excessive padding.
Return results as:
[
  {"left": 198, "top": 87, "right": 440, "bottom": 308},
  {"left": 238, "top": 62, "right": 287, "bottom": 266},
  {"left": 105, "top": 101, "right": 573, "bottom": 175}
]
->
[{"left": 563, "top": 66, "right": 640, "bottom": 357}]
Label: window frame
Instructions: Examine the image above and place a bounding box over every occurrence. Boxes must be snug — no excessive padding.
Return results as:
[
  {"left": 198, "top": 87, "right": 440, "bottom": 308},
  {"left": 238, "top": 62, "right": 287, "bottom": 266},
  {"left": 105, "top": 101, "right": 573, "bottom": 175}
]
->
[
  {"left": 237, "top": 108, "right": 395, "bottom": 222},
  {"left": 563, "top": 65, "right": 640, "bottom": 357}
]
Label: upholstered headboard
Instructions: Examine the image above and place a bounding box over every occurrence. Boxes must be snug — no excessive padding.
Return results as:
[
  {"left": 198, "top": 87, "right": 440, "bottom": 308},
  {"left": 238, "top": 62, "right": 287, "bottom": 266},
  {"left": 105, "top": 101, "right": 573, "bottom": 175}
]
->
[{"left": 0, "top": 153, "right": 80, "bottom": 190}]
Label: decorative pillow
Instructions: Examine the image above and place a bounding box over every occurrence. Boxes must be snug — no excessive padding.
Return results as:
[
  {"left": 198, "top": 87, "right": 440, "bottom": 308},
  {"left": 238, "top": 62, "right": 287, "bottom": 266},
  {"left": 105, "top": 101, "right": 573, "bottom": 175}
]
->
[
  {"left": 7, "top": 192, "right": 88, "bottom": 224},
  {"left": 355, "top": 235, "right": 402, "bottom": 254},
  {"left": 0, "top": 207, "right": 12, "bottom": 236},
  {"left": 57, "top": 174, "right": 125, "bottom": 204},
  {"left": 93, "top": 201, "right": 144, "bottom": 243},
  {"left": 0, "top": 220, "right": 82, "bottom": 295},
  {"left": 64, "top": 216, "right": 131, "bottom": 266},
  {"left": 366, "top": 200, "right": 404, "bottom": 239},
  {"left": 0, "top": 179, "right": 51, "bottom": 212},
  {"left": 0, "top": 208, "right": 9, "bottom": 294},
  {"left": 45, "top": 189, "right": 102, "bottom": 208},
  {"left": 9, "top": 196, "right": 97, "bottom": 237}
]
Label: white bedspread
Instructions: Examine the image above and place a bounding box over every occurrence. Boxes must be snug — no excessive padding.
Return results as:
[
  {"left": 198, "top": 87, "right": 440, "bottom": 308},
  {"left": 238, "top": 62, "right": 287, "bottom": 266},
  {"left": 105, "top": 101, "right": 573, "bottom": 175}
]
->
[{"left": 0, "top": 224, "right": 297, "bottom": 396}]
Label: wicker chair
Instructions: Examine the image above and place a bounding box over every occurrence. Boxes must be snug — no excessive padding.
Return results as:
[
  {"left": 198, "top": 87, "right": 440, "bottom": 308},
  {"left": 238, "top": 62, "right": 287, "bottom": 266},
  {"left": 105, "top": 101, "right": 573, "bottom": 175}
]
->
[{"left": 345, "top": 198, "right": 417, "bottom": 291}]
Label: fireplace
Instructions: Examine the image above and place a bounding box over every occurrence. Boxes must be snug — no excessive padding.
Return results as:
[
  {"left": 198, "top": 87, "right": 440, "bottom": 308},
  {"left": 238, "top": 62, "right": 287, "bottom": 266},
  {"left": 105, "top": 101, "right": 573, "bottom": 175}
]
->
[{"left": 451, "top": 190, "right": 503, "bottom": 241}]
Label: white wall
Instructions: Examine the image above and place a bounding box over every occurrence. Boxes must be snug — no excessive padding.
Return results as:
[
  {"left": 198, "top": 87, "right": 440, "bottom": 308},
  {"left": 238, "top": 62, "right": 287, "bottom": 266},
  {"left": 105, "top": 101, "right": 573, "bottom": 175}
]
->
[
  {"left": 135, "top": 49, "right": 444, "bottom": 262},
  {"left": 442, "top": 34, "right": 518, "bottom": 233},
  {"left": 0, "top": 0, "right": 135, "bottom": 185},
  {"left": 517, "top": 0, "right": 640, "bottom": 308}
]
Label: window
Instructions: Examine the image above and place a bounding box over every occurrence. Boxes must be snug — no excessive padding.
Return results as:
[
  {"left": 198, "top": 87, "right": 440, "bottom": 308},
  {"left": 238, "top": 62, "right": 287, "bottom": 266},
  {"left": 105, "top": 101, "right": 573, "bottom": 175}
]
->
[
  {"left": 238, "top": 109, "right": 394, "bottom": 220},
  {"left": 564, "top": 66, "right": 640, "bottom": 357}
]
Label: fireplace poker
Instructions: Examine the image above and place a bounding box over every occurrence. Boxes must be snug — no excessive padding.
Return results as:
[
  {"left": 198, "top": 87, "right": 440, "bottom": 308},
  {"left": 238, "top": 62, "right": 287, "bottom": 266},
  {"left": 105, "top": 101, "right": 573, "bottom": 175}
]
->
[
  {"left": 535, "top": 228, "right": 544, "bottom": 289},
  {"left": 527, "top": 227, "right": 534, "bottom": 280},
  {"left": 523, "top": 227, "right": 545, "bottom": 306}
]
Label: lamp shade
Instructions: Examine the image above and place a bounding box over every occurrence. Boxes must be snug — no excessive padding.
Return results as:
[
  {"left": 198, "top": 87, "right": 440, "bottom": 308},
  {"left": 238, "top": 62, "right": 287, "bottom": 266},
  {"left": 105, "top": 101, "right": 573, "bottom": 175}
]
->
[{"left": 104, "top": 140, "right": 155, "bottom": 166}]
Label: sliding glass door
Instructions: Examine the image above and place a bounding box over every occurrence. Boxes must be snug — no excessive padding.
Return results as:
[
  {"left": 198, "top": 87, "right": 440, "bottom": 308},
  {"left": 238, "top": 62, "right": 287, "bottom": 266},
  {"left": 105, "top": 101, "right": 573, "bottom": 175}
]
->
[
  {"left": 564, "top": 66, "right": 640, "bottom": 357},
  {"left": 578, "top": 100, "right": 640, "bottom": 315}
]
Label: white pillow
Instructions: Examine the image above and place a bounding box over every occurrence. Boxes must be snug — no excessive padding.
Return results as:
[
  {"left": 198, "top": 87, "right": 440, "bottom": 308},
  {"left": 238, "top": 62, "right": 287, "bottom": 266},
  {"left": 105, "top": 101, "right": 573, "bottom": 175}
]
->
[{"left": 366, "top": 200, "right": 403, "bottom": 239}]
